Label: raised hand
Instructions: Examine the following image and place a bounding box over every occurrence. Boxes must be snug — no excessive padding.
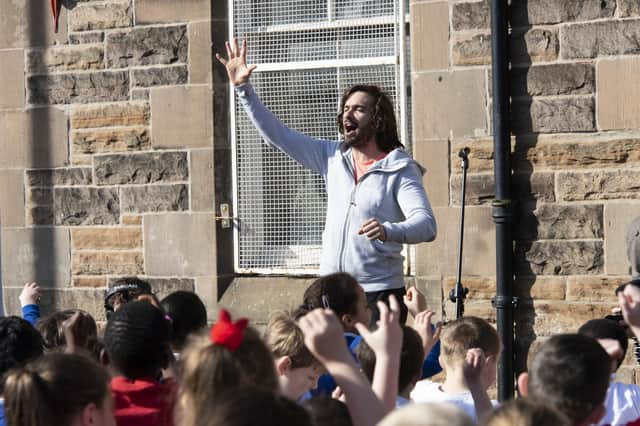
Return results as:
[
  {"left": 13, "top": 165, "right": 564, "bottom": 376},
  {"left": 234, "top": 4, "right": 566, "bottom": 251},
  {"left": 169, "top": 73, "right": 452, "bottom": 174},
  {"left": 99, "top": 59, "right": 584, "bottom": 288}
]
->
[
  {"left": 299, "top": 308, "right": 352, "bottom": 365},
  {"left": 411, "top": 310, "right": 442, "bottom": 356},
  {"left": 215, "top": 38, "right": 257, "bottom": 86},
  {"left": 19, "top": 282, "right": 41, "bottom": 307},
  {"left": 404, "top": 286, "right": 427, "bottom": 318}
]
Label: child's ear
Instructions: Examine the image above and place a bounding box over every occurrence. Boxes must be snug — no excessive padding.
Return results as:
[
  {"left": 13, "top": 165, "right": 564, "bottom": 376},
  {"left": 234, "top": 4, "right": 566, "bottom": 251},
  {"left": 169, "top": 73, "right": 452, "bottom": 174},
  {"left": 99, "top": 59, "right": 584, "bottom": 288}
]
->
[
  {"left": 517, "top": 372, "right": 529, "bottom": 396},
  {"left": 340, "top": 313, "right": 354, "bottom": 328},
  {"left": 80, "top": 402, "right": 98, "bottom": 426},
  {"left": 275, "top": 356, "right": 292, "bottom": 376}
]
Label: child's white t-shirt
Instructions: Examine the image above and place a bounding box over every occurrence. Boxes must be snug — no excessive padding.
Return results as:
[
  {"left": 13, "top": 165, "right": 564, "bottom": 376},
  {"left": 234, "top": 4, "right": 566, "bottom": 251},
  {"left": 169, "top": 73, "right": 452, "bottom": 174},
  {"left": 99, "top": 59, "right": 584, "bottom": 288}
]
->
[{"left": 410, "top": 379, "right": 497, "bottom": 421}]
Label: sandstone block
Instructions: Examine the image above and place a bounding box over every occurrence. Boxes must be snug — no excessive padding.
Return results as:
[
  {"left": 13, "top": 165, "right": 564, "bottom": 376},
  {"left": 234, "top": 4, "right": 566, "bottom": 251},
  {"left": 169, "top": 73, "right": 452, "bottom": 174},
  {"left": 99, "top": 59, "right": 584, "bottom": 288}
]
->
[
  {"left": 27, "top": 206, "right": 54, "bottom": 226},
  {"left": 0, "top": 170, "right": 25, "bottom": 227},
  {"left": 620, "top": 0, "right": 640, "bottom": 17},
  {"left": 71, "top": 102, "right": 149, "bottom": 129},
  {"left": 514, "top": 276, "right": 566, "bottom": 300},
  {"left": 452, "top": 0, "right": 489, "bottom": 30},
  {"left": 27, "top": 45, "right": 104, "bottom": 73},
  {"left": 1, "top": 228, "right": 70, "bottom": 288},
  {"left": 27, "top": 71, "right": 129, "bottom": 104},
  {"left": 120, "top": 184, "right": 188, "bottom": 213},
  {"left": 188, "top": 21, "right": 212, "bottom": 84},
  {"left": 69, "top": 2, "right": 132, "bottom": 31},
  {"left": 3, "top": 288, "right": 107, "bottom": 321},
  {"left": 69, "top": 32, "right": 105, "bottom": 45},
  {"left": 412, "top": 70, "right": 486, "bottom": 139},
  {"left": 562, "top": 20, "right": 640, "bottom": 59},
  {"left": 510, "top": 0, "right": 615, "bottom": 26},
  {"left": 195, "top": 276, "right": 219, "bottom": 319},
  {"left": 94, "top": 151, "right": 188, "bottom": 185},
  {"left": 598, "top": 57, "right": 640, "bottom": 130},
  {"left": 72, "top": 251, "right": 144, "bottom": 276},
  {"left": 0, "top": 50, "right": 25, "bottom": 109},
  {"left": 414, "top": 140, "right": 449, "bottom": 207},
  {"left": 451, "top": 172, "right": 555, "bottom": 205},
  {"left": 515, "top": 204, "right": 603, "bottom": 240},
  {"left": 566, "top": 276, "right": 627, "bottom": 303},
  {"left": 516, "top": 241, "right": 603, "bottom": 275},
  {"left": 0, "top": 0, "right": 67, "bottom": 49},
  {"left": 135, "top": 0, "right": 210, "bottom": 23},
  {"left": 28, "top": 188, "right": 53, "bottom": 205},
  {"left": 122, "top": 215, "right": 142, "bottom": 225},
  {"left": 411, "top": 2, "right": 449, "bottom": 70},
  {"left": 0, "top": 109, "right": 68, "bottom": 168},
  {"left": 144, "top": 213, "right": 216, "bottom": 276},
  {"left": 558, "top": 170, "right": 640, "bottom": 201},
  {"left": 54, "top": 187, "right": 120, "bottom": 225},
  {"left": 131, "top": 65, "right": 188, "bottom": 87},
  {"left": 517, "top": 301, "right": 612, "bottom": 336},
  {"left": 131, "top": 90, "right": 149, "bottom": 101},
  {"left": 27, "top": 168, "right": 93, "bottom": 186},
  {"left": 510, "top": 28, "right": 559, "bottom": 64},
  {"left": 72, "top": 228, "right": 142, "bottom": 250},
  {"left": 444, "top": 276, "right": 495, "bottom": 300},
  {"left": 604, "top": 203, "right": 640, "bottom": 275},
  {"left": 452, "top": 33, "right": 491, "bottom": 66},
  {"left": 451, "top": 138, "right": 503, "bottom": 174},
  {"left": 151, "top": 86, "right": 213, "bottom": 148},
  {"left": 72, "top": 127, "right": 150, "bottom": 156},
  {"left": 72, "top": 276, "right": 107, "bottom": 288},
  {"left": 106, "top": 26, "right": 188, "bottom": 68},
  {"left": 511, "top": 63, "right": 594, "bottom": 97},
  {"left": 190, "top": 149, "right": 214, "bottom": 211},
  {"left": 512, "top": 97, "right": 595, "bottom": 134}
]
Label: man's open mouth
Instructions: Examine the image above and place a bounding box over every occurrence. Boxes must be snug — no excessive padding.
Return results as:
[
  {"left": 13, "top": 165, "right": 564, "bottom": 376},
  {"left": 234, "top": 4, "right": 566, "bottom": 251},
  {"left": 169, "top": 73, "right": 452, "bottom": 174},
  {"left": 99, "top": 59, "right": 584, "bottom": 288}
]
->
[{"left": 344, "top": 122, "right": 357, "bottom": 136}]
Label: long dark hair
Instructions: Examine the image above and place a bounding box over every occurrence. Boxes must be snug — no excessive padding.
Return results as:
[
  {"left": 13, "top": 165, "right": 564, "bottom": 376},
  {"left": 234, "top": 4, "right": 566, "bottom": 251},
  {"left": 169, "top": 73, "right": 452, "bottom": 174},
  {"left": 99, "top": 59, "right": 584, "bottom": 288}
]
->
[{"left": 337, "top": 85, "right": 403, "bottom": 152}]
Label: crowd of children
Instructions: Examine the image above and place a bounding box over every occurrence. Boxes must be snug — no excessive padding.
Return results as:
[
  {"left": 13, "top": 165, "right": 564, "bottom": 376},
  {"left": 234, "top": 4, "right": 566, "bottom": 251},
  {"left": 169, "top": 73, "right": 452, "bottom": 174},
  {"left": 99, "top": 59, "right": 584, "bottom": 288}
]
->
[{"left": 1, "top": 272, "right": 640, "bottom": 426}]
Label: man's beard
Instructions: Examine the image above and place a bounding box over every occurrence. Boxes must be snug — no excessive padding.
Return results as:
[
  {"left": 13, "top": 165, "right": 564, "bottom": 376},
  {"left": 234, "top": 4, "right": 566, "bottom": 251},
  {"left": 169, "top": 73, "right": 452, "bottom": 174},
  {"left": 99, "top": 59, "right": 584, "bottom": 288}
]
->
[{"left": 345, "top": 124, "right": 376, "bottom": 148}]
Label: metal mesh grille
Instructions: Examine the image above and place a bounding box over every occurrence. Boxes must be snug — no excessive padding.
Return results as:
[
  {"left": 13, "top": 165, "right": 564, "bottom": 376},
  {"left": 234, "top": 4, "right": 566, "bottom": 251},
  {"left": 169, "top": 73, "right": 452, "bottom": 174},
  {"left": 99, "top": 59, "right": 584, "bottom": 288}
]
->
[{"left": 232, "top": 0, "right": 406, "bottom": 272}]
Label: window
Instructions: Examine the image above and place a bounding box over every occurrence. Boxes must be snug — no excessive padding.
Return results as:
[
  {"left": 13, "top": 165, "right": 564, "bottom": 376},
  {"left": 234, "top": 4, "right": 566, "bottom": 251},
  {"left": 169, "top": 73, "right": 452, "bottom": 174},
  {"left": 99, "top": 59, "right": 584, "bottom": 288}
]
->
[{"left": 231, "top": 0, "right": 409, "bottom": 273}]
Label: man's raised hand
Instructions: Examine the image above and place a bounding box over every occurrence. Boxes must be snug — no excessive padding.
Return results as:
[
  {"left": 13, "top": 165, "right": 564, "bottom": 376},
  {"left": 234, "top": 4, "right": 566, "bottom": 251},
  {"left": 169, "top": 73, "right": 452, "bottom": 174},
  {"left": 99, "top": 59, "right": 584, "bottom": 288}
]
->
[{"left": 215, "top": 38, "right": 257, "bottom": 86}]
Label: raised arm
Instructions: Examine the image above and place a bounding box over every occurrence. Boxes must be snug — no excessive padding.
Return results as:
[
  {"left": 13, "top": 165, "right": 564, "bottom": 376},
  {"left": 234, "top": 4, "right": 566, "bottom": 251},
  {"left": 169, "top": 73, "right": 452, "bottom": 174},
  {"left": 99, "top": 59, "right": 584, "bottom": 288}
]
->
[{"left": 216, "top": 38, "right": 336, "bottom": 175}]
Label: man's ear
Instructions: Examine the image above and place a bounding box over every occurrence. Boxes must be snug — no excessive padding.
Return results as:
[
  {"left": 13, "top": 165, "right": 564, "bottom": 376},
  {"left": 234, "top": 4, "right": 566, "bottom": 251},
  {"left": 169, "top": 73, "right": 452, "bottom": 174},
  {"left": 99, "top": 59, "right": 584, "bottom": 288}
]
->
[
  {"left": 80, "top": 402, "right": 98, "bottom": 426},
  {"left": 517, "top": 372, "right": 529, "bottom": 397},
  {"left": 275, "top": 356, "right": 291, "bottom": 376}
]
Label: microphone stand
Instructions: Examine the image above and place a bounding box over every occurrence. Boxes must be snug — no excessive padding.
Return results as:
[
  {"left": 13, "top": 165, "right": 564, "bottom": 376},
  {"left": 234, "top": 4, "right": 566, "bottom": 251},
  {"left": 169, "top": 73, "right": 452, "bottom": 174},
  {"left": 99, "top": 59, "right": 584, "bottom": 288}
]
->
[{"left": 449, "top": 148, "right": 470, "bottom": 319}]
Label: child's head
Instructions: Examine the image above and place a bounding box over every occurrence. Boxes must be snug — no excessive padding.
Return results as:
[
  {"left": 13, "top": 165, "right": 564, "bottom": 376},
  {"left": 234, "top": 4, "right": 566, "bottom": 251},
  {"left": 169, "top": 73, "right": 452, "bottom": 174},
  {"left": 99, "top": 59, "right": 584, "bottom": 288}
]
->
[
  {"left": 0, "top": 316, "right": 44, "bottom": 382},
  {"left": 4, "top": 352, "right": 114, "bottom": 426},
  {"left": 358, "top": 325, "right": 424, "bottom": 395},
  {"left": 179, "top": 310, "right": 278, "bottom": 426},
  {"left": 160, "top": 290, "right": 208, "bottom": 352},
  {"left": 264, "top": 311, "right": 323, "bottom": 400},
  {"left": 195, "top": 387, "right": 312, "bottom": 426},
  {"left": 482, "top": 397, "right": 570, "bottom": 426},
  {"left": 378, "top": 402, "right": 475, "bottom": 426},
  {"left": 299, "top": 273, "right": 370, "bottom": 332},
  {"left": 36, "top": 309, "right": 98, "bottom": 352},
  {"left": 519, "top": 333, "right": 610, "bottom": 426},
  {"left": 104, "top": 277, "right": 152, "bottom": 318},
  {"left": 302, "top": 395, "right": 353, "bottom": 426},
  {"left": 440, "top": 316, "right": 500, "bottom": 386},
  {"left": 578, "top": 318, "right": 628, "bottom": 372},
  {"left": 103, "top": 300, "right": 171, "bottom": 379}
]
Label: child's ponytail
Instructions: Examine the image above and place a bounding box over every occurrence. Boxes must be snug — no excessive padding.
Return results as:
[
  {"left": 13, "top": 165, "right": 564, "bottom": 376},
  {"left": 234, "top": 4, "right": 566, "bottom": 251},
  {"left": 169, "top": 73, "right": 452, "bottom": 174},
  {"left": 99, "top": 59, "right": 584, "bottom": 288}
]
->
[{"left": 4, "top": 368, "right": 50, "bottom": 426}]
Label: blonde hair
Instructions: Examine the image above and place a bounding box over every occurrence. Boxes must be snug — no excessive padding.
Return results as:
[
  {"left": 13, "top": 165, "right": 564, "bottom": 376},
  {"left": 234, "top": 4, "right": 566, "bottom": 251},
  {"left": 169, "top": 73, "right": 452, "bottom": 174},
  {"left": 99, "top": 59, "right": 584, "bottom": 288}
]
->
[
  {"left": 265, "top": 311, "right": 318, "bottom": 368},
  {"left": 178, "top": 326, "right": 278, "bottom": 426},
  {"left": 441, "top": 316, "right": 500, "bottom": 365},
  {"left": 378, "top": 402, "right": 475, "bottom": 426},
  {"left": 4, "top": 352, "right": 110, "bottom": 426},
  {"left": 482, "top": 398, "right": 570, "bottom": 426}
]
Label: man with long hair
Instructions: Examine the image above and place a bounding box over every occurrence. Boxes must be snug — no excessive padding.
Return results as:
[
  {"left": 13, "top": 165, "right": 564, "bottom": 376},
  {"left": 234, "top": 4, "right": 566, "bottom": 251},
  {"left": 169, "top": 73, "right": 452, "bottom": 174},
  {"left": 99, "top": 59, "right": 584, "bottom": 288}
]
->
[{"left": 217, "top": 39, "right": 436, "bottom": 322}]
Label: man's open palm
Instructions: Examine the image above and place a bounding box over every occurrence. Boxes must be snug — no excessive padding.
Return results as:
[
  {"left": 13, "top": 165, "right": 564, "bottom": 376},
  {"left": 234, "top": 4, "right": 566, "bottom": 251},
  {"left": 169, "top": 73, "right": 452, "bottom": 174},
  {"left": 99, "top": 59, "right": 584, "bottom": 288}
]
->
[{"left": 216, "top": 38, "right": 257, "bottom": 86}]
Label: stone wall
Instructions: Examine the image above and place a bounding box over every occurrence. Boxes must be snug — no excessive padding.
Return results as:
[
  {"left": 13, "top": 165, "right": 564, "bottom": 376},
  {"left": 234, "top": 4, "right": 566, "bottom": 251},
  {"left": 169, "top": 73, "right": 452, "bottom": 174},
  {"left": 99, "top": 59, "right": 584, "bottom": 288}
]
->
[
  {"left": 0, "top": 0, "right": 218, "bottom": 321},
  {"left": 412, "top": 0, "right": 640, "bottom": 381}
]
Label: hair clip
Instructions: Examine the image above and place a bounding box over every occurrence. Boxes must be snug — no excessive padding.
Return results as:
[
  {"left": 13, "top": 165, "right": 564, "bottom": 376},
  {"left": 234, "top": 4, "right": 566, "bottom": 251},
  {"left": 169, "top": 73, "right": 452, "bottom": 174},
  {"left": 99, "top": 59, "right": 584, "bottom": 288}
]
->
[
  {"left": 321, "top": 295, "right": 330, "bottom": 309},
  {"left": 210, "top": 309, "right": 249, "bottom": 352}
]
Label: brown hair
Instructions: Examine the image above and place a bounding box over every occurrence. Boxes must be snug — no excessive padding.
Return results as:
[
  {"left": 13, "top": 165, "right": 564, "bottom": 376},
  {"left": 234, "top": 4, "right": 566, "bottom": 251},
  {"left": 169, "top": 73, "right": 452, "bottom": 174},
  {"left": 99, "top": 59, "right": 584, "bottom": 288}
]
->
[
  {"left": 297, "top": 273, "right": 361, "bottom": 319},
  {"left": 440, "top": 316, "right": 500, "bottom": 365},
  {"left": 265, "top": 311, "right": 318, "bottom": 369},
  {"left": 178, "top": 326, "right": 278, "bottom": 426},
  {"left": 482, "top": 398, "right": 570, "bottom": 426},
  {"left": 337, "top": 85, "right": 403, "bottom": 152},
  {"left": 4, "top": 352, "right": 111, "bottom": 426},
  {"left": 36, "top": 309, "right": 97, "bottom": 351}
]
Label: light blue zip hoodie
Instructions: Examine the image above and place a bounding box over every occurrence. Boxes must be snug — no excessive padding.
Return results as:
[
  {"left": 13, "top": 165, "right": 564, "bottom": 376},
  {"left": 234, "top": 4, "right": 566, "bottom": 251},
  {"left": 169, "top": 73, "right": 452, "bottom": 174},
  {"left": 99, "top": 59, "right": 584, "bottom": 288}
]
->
[{"left": 237, "top": 83, "right": 437, "bottom": 292}]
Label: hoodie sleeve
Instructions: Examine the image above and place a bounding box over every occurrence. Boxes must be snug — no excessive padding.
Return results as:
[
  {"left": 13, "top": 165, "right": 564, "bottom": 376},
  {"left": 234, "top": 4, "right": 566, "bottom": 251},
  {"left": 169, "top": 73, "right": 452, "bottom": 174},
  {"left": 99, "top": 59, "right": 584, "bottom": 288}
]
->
[
  {"left": 235, "top": 83, "right": 337, "bottom": 176},
  {"left": 382, "top": 163, "right": 437, "bottom": 244}
]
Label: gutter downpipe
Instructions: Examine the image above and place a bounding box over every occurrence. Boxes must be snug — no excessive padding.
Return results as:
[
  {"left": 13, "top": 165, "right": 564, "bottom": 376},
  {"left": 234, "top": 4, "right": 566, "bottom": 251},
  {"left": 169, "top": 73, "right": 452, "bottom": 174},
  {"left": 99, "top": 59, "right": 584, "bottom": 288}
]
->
[{"left": 490, "top": 0, "right": 515, "bottom": 401}]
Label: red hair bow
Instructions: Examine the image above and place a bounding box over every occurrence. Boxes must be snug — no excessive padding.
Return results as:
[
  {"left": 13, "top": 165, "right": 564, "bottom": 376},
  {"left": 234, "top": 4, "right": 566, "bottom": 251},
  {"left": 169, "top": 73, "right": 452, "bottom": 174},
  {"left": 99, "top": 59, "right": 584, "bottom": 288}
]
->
[{"left": 210, "top": 309, "right": 249, "bottom": 352}]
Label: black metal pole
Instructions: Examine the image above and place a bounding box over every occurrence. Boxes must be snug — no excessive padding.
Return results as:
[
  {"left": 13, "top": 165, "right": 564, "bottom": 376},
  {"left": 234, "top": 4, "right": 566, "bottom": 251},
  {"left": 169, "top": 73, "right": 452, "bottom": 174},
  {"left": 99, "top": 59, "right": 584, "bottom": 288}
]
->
[
  {"left": 490, "top": 0, "right": 515, "bottom": 401},
  {"left": 450, "top": 148, "right": 470, "bottom": 319}
]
